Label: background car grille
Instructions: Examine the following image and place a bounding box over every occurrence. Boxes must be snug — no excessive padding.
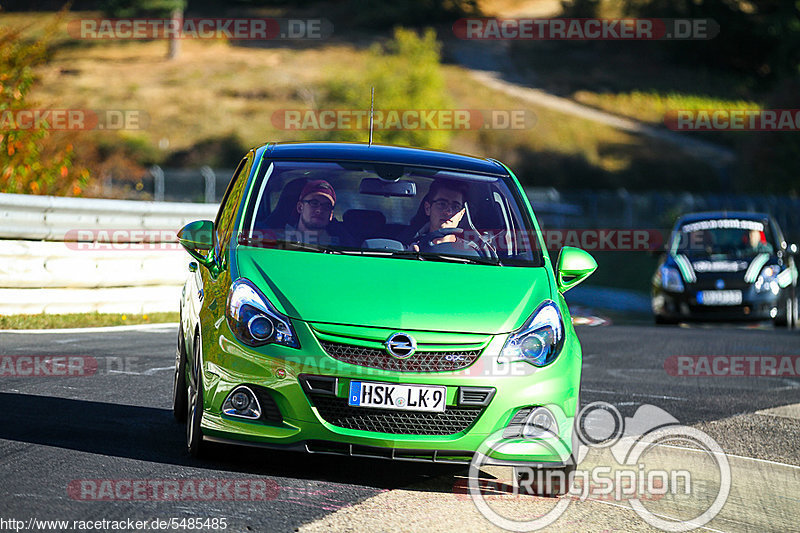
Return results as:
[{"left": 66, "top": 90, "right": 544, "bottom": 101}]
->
[
  {"left": 308, "top": 395, "right": 484, "bottom": 435},
  {"left": 319, "top": 341, "right": 480, "bottom": 372}
]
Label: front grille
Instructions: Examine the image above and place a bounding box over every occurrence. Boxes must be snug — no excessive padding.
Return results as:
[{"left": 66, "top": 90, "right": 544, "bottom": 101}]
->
[
  {"left": 319, "top": 341, "right": 481, "bottom": 372},
  {"left": 309, "top": 395, "right": 484, "bottom": 435}
]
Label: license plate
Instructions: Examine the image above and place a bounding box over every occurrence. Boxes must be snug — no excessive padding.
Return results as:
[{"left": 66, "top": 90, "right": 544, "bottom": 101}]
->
[
  {"left": 697, "top": 290, "right": 742, "bottom": 306},
  {"left": 348, "top": 381, "right": 446, "bottom": 413}
]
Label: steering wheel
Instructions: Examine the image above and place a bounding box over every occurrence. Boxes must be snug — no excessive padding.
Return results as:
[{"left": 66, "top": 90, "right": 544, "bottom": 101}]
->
[{"left": 416, "top": 228, "right": 484, "bottom": 257}]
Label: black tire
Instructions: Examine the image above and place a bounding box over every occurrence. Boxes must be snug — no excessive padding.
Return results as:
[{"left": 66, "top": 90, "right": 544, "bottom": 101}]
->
[
  {"left": 654, "top": 314, "right": 677, "bottom": 325},
  {"left": 775, "top": 294, "right": 797, "bottom": 329},
  {"left": 186, "top": 332, "right": 207, "bottom": 458},
  {"left": 172, "top": 326, "right": 188, "bottom": 422}
]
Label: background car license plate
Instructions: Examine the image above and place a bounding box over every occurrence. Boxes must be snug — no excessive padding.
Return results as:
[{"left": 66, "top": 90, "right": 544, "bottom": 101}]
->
[
  {"left": 348, "top": 381, "right": 446, "bottom": 413},
  {"left": 697, "top": 290, "right": 742, "bottom": 305}
]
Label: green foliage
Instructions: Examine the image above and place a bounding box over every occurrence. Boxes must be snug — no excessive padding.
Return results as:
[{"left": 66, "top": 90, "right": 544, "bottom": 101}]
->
[
  {"left": 620, "top": 0, "right": 800, "bottom": 82},
  {"left": 347, "top": 0, "right": 480, "bottom": 29},
  {"left": 737, "top": 80, "right": 800, "bottom": 195},
  {"left": 0, "top": 13, "right": 89, "bottom": 196},
  {"left": 318, "top": 28, "right": 453, "bottom": 149},
  {"left": 102, "top": 0, "right": 187, "bottom": 18}
]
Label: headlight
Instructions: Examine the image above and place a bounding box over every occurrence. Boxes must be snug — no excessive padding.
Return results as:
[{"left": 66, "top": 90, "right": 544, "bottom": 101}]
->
[
  {"left": 498, "top": 301, "right": 565, "bottom": 367},
  {"left": 755, "top": 265, "right": 780, "bottom": 294},
  {"left": 226, "top": 278, "right": 299, "bottom": 348},
  {"left": 660, "top": 266, "right": 684, "bottom": 292}
]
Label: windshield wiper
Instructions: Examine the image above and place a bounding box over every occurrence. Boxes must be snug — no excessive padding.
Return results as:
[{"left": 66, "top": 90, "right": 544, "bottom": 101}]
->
[
  {"left": 418, "top": 253, "right": 502, "bottom": 266},
  {"left": 238, "top": 235, "right": 342, "bottom": 254}
]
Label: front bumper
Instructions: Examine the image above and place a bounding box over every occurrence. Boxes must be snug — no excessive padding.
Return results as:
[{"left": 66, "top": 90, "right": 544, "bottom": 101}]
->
[
  {"left": 197, "top": 322, "right": 581, "bottom": 466},
  {"left": 653, "top": 287, "right": 781, "bottom": 321}
]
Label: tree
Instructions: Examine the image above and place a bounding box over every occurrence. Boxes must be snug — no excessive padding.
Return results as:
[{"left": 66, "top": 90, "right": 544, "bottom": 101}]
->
[
  {"left": 0, "top": 14, "right": 89, "bottom": 196},
  {"left": 318, "top": 28, "right": 454, "bottom": 149},
  {"left": 102, "top": 0, "right": 187, "bottom": 60}
]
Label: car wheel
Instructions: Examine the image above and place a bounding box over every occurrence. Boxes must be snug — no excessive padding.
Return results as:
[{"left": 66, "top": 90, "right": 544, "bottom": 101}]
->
[
  {"left": 782, "top": 295, "right": 797, "bottom": 329},
  {"left": 186, "top": 332, "right": 207, "bottom": 458},
  {"left": 774, "top": 296, "right": 792, "bottom": 328},
  {"left": 654, "top": 314, "right": 676, "bottom": 325},
  {"left": 172, "top": 326, "right": 188, "bottom": 422}
]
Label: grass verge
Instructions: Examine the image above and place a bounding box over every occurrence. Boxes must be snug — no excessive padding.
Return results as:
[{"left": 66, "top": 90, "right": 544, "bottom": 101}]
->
[{"left": 0, "top": 312, "right": 179, "bottom": 330}]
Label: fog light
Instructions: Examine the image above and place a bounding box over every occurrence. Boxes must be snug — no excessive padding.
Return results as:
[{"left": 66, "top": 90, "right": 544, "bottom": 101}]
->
[
  {"left": 230, "top": 391, "right": 250, "bottom": 411},
  {"left": 770, "top": 307, "right": 778, "bottom": 318},
  {"left": 222, "top": 386, "right": 262, "bottom": 419},
  {"left": 522, "top": 407, "right": 558, "bottom": 439}
]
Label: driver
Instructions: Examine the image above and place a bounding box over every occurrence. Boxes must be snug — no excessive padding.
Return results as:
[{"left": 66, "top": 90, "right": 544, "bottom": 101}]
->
[
  {"left": 410, "top": 179, "right": 468, "bottom": 252},
  {"left": 747, "top": 229, "right": 770, "bottom": 252}
]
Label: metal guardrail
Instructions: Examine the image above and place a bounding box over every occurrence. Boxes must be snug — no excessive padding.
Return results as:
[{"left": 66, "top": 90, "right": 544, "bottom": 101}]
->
[
  {"left": 0, "top": 192, "right": 218, "bottom": 241},
  {"left": 0, "top": 193, "right": 217, "bottom": 315}
]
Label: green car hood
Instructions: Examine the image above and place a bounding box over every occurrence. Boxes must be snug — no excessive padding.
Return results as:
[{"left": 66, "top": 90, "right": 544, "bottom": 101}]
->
[{"left": 235, "top": 247, "right": 552, "bottom": 335}]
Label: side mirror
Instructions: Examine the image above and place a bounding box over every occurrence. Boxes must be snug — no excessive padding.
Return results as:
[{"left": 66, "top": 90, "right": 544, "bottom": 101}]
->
[
  {"left": 556, "top": 246, "right": 597, "bottom": 293},
  {"left": 177, "top": 220, "right": 215, "bottom": 268}
]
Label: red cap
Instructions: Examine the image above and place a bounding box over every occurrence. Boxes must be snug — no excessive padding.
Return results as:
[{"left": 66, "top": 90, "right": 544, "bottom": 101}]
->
[{"left": 299, "top": 179, "right": 336, "bottom": 205}]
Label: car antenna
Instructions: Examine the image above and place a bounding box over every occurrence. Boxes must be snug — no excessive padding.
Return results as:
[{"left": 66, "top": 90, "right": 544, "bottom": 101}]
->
[{"left": 368, "top": 87, "right": 374, "bottom": 146}]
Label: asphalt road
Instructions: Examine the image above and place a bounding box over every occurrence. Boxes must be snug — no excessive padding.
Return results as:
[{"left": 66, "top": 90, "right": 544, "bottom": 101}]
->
[{"left": 1, "top": 321, "right": 798, "bottom": 532}]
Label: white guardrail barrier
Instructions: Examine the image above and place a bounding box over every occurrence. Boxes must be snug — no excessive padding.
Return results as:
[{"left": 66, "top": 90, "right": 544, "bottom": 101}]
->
[{"left": 0, "top": 193, "right": 217, "bottom": 315}]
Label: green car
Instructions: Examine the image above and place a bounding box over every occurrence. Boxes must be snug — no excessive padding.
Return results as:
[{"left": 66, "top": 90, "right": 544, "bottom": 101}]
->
[{"left": 174, "top": 142, "right": 596, "bottom": 480}]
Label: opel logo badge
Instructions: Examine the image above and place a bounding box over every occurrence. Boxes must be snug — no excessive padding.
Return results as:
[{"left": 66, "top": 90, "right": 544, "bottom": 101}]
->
[{"left": 385, "top": 332, "right": 417, "bottom": 359}]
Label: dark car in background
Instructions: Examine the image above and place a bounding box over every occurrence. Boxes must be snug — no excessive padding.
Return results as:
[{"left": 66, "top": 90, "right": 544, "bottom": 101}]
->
[{"left": 652, "top": 212, "right": 798, "bottom": 327}]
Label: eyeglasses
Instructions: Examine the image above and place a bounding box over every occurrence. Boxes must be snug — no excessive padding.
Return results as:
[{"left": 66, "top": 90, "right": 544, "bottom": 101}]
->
[
  {"left": 301, "top": 199, "right": 334, "bottom": 211},
  {"left": 429, "top": 199, "right": 464, "bottom": 213}
]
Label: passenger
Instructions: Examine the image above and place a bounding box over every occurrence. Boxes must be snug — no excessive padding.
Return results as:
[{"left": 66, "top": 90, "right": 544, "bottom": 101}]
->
[{"left": 286, "top": 179, "right": 355, "bottom": 247}]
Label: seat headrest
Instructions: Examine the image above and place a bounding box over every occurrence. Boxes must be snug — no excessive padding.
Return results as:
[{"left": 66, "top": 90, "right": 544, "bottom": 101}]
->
[{"left": 343, "top": 209, "right": 386, "bottom": 228}]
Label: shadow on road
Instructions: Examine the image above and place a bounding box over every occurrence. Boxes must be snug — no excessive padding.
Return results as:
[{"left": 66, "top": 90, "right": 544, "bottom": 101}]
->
[{"left": 0, "top": 392, "right": 466, "bottom": 491}]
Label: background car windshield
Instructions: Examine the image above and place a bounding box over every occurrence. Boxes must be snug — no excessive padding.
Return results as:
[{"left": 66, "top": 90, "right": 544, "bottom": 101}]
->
[
  {"left": 239, "top": 160, "right": 543, "bottom": 266},
  {"left": 672, "top": 218, "right": 774, "bottom": 257}
]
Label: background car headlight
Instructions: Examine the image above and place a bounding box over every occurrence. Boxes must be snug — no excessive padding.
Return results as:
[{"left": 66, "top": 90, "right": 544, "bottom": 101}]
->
[
  {"left": 499, "top": 301, "right": 565, "bottom": 367},
  {"left": 227, "top": 278, "right": 299, "bottom": 348},
  {"left": 754, "top": 265, "right": 780, "bottom": 294},
  {"left": 660, "top": 266, "right": 684, "bottom": 292}
]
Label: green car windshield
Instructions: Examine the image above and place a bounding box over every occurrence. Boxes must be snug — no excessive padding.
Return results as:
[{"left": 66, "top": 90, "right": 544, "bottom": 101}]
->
[{"left": 238, "top": 160, "right": 544, "bottom": 266}]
